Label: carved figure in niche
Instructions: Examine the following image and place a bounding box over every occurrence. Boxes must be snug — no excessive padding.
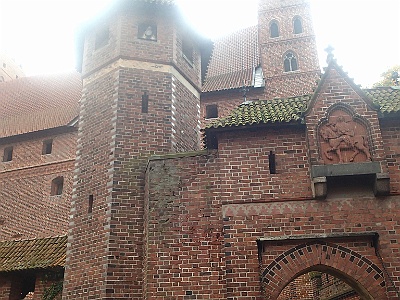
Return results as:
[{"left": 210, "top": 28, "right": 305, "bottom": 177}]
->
[
  {"left": 142, "top": 26, "right": 156, "bottom": 40},
  {"left": 138, "top": 23, "right": 157, "bottom": 41},
  {"left": 320, "top": 115, "right": 371, "bottom": 163}
]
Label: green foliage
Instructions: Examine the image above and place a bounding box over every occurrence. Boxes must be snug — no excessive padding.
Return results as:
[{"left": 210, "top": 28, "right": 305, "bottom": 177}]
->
[
  {"left": 372, "top": 65, "right": 400, "bottom": 88},
  {"left": 41, "top": 270, "right": 64, "bottom": 300},
  {"left": 42, "top": 281, "right": 63, "bottom": 300}
]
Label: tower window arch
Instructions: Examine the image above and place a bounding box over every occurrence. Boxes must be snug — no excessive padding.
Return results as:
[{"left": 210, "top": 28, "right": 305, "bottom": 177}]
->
[
  {"left": 270, "top": 21, "right": 279, "bottom": 38},
  {"left": 293, "top": 16, "right": 303, "bottom": 34},
  {"left": 283, "top": 52, "right": 298, "bottom": 72}
]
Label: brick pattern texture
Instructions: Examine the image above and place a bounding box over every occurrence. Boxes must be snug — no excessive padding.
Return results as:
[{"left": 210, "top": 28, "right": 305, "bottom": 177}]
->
[
  {"left": 381, "top": 120, "right": 400, "bottom": 194},
  {"left": 146, "top": 125, "right": 400, "bottom": 299},
  {"left": 305, "top": 67, "right": 388, "bottom": 174},
  {"left": 258, "top": 0, "right": 321, "bottom": 99},
  {"left": 0, "top": 131, "right": 76, "bottom": 240},
  {"left": 64, "top": 2, "right": 202, "bottom": 299}
]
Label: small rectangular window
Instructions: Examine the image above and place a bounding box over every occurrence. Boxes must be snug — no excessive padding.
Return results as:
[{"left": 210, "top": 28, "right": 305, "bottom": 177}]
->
[
  {"left": 51, "top": 177, "right": 64, "bottom": 196},
  {"left": 182, "top": 38, "right": 194, "bottom": 64},
  {"left": 95, "top": 27, "right": 109, "bottom": 50},
  {"left": 206, "top": 104, "right": 218, "bottom": 119},
  {"left": 42, "top": 139, "right": 53, "bottom": 155},
  {"left": 3, "top": 147, "right": 13, "bottom": 162}
]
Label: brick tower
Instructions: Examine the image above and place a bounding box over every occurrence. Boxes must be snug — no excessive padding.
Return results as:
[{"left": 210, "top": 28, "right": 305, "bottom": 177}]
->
[
  {"left": 258, "top": 0, "right": 321, "bottom": 99},
  {"left": 62, "top": 1, "right": 204, "bottom": 298}
]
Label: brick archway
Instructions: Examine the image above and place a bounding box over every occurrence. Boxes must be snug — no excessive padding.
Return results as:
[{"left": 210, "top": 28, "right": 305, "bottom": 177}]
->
[{"left": 260, "top": 241, "right": 387, "bottom": 299}]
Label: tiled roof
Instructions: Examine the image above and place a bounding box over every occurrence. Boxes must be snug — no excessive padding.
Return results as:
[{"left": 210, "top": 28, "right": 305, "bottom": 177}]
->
[
  {"left": 365, "top": 86, "right": 400, "bottom": 115},
  {"left": 203, "top": 26, "right": 259, "bottom": 92},
  {"left": 0, "top": 73, "right": 81, "bottom": 138},
  {"left": 205, "top": 87, "right": 400, "bottom": 130},
  {"left": 206, "top": 95, "right": 310, "bottom": 129},
  {"left": 0, "top": 236, "right": 66, "bottom": 272}
]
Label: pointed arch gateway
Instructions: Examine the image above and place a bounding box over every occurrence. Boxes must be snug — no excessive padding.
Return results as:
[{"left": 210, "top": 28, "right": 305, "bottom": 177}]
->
[{"left": 259, "top": 240, "right": 387, "bottom": 299}]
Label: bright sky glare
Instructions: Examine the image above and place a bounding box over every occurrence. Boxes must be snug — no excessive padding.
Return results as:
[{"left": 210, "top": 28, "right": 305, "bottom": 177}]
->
[{"left": 0, "top": 0, "right": 399, "bottom": 87}]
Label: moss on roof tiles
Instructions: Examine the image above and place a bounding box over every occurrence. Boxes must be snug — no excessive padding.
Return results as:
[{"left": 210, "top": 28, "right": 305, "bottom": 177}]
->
[
  {"left": 364, "top": 86, "right": 400, "bottom": 114},
  {"left": 206, "top": 87, "right": 400, "bottom": 130},
  {"left": 206, "top": 95, "right": 310, "bottom": 129},
  {"left": 0, "top": 236, "right": 66, "bottom": 272}
]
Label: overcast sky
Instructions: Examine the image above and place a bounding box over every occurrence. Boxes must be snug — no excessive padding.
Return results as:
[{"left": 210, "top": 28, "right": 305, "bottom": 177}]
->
[{"left": 0, "top": 0, "right": 399, "bottom": 87}]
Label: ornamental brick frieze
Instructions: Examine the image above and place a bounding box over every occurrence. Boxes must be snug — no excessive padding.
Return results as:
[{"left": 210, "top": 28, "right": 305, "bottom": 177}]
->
[{"left": 318, "top": 109, "right": 372, "bottom": 164}]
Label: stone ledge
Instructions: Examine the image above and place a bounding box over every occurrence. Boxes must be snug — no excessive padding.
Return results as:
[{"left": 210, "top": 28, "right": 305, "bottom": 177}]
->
[
  {"left": 311, "top": 162, "right": 381, "bottom": 178},
  {"left": 258, "top": 231, "right": 379, "bottom": 243}
]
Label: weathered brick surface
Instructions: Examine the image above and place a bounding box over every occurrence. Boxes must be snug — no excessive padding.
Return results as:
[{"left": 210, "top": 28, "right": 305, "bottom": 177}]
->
[
  {"left": 65, "top": 3, "right": 202, "bottom": 297},
  {"left": 381, "top": 119, "right": 400, "bottom": 194},
  {"left": 0, "top": 131, "right": 76, "bottom": 240},
  {"left": 305, "top": 66, "right": 388, "bottom": 173},
  {"left": 0, "top": 278, "right": 11, "bottom": 299},
  {"left": 64, "top": 1, "right": 400, "bottom": 300},
  {"left": 258, "top": 0, "right": 320, "bottom": 99},
  {"left": 146, "top": 123, "right": 400, "bottom": 299}
]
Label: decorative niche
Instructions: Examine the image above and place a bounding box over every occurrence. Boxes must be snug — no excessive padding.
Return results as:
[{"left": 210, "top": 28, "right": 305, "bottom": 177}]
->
[
  {"left": 311, "top": 104, "right": 389, "bottom": 198},
  {"left": 138, "top": 23, "right": 157, "bottom": 41},
  {"left": 317, "top": 105, "right": 372, "bottom": 165}
]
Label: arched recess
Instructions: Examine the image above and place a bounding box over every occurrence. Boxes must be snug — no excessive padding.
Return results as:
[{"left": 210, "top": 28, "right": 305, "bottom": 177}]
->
[
  {"left": 293, "top": 16, "right": 303, "bottom": 34},
  {"left": 269, "top": 20, "right": 280, "bottom": 38},
  {"left": 283, "top": 51, "right": 298, "bottom": 72},
  {"left": 260, "top": 241, "right": 387, "bottom": 300}
]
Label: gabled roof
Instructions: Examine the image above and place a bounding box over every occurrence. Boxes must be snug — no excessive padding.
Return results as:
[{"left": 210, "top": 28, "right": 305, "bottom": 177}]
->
[
  {"left": 203, "top": 26, "right": 259, "bottom": 92},
  {"left": 0, "top": 236, "right": 66, "bottom": 272},
  {"left": 304, "top": 59, "right": 379, "bottom": 116},
  {"left": 205, "top": 87, "right": 400, "bottom": 130},
  {"left": 0, "top": 72, "right": 81, "bottom": 139}
]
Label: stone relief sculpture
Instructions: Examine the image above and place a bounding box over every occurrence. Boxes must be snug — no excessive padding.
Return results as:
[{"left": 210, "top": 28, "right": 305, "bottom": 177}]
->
[{"left": 319, "top": 114, "right": 371, "bottom": 164}]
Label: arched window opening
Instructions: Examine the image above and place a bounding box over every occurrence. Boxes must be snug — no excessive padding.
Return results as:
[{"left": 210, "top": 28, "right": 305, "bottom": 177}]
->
[
  {"left": 293, "top": 17, "right": 303, "bottom": 34},
  {"left": 51, "top": 176, "right": 64, "bottom": 196},
  {"left": 283, "top": 52, "right": 298, "bottom": 72},
  {"left": 270, "top": 21, "right": 279, "bottom": 38}
]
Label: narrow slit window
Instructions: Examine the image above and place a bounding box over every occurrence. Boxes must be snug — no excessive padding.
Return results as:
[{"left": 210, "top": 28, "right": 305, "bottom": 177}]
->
[
  {"left": 3, "top": 146, "right": 13, "bottom": 162},
  {"left": 88, "top": 195, "right": 94, "bottom": 213},
  {"left": 269, "top": 151, "right": 276, "bottom": 174},
  {"left": 51, "top": 176, "right": 64, "bottom": 196},
  {"left": 42, "top": 139, "right": 53, "bottom": 155},
  {"left": 142, "top": 91, "right": 149, "bottom": 113}
]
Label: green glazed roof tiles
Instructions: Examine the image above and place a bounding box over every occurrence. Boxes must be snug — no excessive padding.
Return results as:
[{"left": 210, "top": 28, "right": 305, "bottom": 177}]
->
[
  {"left": 364, "top": 86, "right": 400, "bottom": 114},
  {"left": 206, "top": 95, "right": 310, "bottom": 129},
  {"left": 206, "top": 87, "right": 400, "bottom": 130},
  {"left": 0, "top": 236, "right": 67, "bottom": 272}
]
